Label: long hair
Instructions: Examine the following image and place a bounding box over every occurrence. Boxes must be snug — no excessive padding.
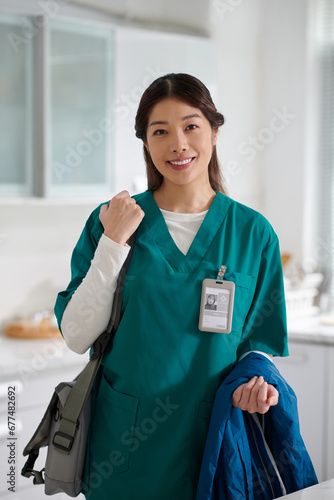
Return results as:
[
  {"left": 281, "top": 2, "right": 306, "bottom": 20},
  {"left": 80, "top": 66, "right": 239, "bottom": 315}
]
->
[{"left": 134, "top": 73, "right": 227, "bottom": 194}]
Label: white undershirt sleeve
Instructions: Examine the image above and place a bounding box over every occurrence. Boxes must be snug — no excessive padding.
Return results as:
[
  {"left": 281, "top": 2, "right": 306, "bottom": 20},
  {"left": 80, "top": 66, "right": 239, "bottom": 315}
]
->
[
  {"left": 239, "top": 351, "right": 274, "bottom": 362},
  {"left": 61, "top": 234, "right": 130, "bottom": 354}
]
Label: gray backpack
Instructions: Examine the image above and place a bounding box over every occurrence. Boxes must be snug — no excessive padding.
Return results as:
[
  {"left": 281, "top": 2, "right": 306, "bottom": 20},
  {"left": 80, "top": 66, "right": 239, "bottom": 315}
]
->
[{"left": 21, "top": 232, "right": 135, "bottom": 496}]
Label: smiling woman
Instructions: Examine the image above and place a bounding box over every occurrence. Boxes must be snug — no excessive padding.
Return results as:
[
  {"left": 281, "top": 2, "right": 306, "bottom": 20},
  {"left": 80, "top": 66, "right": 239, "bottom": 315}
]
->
[
  {"left": 55, "top": 73, "right": 293, "bottom": 499},
  {"left": 135, "top": 73, "right": 225, "bottom": 200}
]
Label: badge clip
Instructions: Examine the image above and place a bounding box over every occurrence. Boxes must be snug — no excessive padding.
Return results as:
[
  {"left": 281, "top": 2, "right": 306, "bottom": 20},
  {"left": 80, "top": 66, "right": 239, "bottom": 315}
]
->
[{"left": 217, "top": 265, "right": 227, "bottom": 280}]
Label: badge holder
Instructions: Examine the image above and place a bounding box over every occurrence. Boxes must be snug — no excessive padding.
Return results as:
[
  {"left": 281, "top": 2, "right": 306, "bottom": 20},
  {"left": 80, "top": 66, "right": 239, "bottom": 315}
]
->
[{"left": 198, "top": 266, "right": 235, "bottom": 334}]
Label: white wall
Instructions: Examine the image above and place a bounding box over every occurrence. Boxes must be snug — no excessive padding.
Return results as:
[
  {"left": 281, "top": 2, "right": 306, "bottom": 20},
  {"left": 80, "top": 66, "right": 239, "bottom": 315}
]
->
[
  {"left": 261, "top": 0, "right": 309, "bottom": 261},
  {"left": 211, "top": 0, "right": 310, "bottom": 263},
  {"left": 210, "top": 0, "right": 265, "bottom": 212}
]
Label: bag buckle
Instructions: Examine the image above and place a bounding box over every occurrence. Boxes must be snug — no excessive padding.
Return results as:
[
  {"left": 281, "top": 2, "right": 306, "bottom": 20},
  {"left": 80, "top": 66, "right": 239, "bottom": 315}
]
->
[{"left": 52, "top": 431, "right": 74, "bottom": 454}]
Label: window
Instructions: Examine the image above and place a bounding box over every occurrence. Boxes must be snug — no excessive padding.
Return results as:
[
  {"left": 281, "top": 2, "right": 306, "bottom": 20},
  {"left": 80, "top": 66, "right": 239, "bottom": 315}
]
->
[
  {"left": 49, "top": 19, "right": 115, "bottom": 196},
  {"left": 316, "top": 0, "right": 334, "bottom": 294},
  {"left": 0, "top": 13, "right": 33, "bottom": 196},
  {"left": 0, "top": 13, "right": 115, "bottom": 197}
]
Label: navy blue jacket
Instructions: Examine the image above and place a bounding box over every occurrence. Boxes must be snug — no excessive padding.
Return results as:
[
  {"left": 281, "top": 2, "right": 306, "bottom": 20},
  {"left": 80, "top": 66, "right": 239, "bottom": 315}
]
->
[{"left": 196, "top": 353, "right": 318, "bottom": 500}]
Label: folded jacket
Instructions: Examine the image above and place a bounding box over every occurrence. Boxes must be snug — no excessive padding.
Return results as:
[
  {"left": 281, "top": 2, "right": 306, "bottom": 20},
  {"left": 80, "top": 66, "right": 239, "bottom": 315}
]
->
[{"left": 196, "top": 352, "right": 318, "bottom": 500}]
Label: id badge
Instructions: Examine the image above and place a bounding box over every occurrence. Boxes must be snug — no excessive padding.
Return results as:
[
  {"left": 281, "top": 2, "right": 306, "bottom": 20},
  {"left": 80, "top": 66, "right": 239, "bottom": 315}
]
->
[{"left": 198, "top": 278, "right": 235, "bottom": 334}]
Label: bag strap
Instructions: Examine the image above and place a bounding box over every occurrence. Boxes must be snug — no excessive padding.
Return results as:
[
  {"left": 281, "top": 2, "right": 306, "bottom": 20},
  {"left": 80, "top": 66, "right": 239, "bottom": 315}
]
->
[{"left": 52, "top": 230, "right": 136, "bottom": 455}]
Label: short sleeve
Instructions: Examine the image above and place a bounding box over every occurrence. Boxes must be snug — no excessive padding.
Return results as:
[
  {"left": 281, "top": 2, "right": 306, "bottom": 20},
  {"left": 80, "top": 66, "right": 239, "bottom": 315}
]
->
[
  {"left": 54, "top": 204, "right": 105, "bottom": 330},
  {"left": 237, "top": 234, "right": 289, "bottom": 359}
]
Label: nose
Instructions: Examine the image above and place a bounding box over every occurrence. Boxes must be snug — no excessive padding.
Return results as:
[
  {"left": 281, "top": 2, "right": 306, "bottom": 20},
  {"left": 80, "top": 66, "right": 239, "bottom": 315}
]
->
[{"left": 170, "top": 130, "right": 188, "bottom": 153}]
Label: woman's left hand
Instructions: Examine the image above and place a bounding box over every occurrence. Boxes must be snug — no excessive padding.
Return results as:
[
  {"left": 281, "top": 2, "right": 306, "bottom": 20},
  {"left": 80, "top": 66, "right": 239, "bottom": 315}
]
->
[{"left": 232, "top": 376, "right": 279, "bottom": 414}]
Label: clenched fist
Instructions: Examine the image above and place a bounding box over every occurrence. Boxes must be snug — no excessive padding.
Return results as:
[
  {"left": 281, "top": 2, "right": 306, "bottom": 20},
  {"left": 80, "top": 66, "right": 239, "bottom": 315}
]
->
[
  {"left": 99, "top": 191, "right": 145, "bottom": 246},
  {"left": 232, "top": 376, "right": 279, "bottom": 414}
]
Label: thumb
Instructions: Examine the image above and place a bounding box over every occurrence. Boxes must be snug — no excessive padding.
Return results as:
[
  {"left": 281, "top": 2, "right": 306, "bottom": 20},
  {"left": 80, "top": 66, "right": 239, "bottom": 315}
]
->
[
  {"left": 99, "top": 203, "right": 108, "bottom": 215},
  {"left": 267, "top": 396, "right": 279, "bottom": 407},
  {"left": 266, "top": 385, "right": 279, "bottom": 407}
]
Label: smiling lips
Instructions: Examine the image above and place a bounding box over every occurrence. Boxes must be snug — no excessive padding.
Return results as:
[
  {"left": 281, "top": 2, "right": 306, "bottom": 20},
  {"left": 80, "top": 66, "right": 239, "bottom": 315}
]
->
[{"left": 167, "top": 157, "right": 195, "bottom": 170}]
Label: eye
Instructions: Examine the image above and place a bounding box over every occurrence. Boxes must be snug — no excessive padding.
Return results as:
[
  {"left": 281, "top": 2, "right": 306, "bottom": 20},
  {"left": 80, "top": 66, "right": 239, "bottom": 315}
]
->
[
  {"left": 186, "top": 124, "right": 198, "bottom": 131},
  {"left": 153, "top": 129, "right": 167, "bottom": 136}
]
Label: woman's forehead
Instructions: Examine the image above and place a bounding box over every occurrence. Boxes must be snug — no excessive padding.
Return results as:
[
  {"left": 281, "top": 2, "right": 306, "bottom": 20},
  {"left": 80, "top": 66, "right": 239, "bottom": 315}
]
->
[{"left": 148, "top": 97, "right": 204, "bottom": 122}]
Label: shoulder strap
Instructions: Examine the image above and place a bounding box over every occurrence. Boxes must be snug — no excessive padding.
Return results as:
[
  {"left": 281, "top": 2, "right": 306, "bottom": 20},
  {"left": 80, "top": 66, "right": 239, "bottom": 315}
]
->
[
  {"left": 53, "top": 230, "right": 136, "bottom": 454},
  {"left": 22, "top": 230, "right": 137, "bottom": 483},
  {"left": 90, "top": 230, "right": 136, "bottom": 360}
]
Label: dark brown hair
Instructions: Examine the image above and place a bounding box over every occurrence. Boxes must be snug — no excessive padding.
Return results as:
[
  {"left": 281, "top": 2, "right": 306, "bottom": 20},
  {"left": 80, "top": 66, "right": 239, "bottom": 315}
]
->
[{"left": 134, "top": 73, "right": 227, "bottom": 194}]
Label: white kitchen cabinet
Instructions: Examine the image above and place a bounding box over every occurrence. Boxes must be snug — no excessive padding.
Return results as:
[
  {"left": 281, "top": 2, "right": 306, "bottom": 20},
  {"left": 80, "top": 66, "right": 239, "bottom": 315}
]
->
[
  {"left": 1, "top": 7, "right": 215, "bottom": 199},
  {"left": 326, "top": 347, "right": 334, "bottom": 480},
  {"left": 0, "top": 337, "right": 87, "bottom": 498},
  {"left": 274, "top": 319, "right": 334, "bottom": 485},
  {"left": 274, "top": 342, "right": 327, "bottom": 482}
]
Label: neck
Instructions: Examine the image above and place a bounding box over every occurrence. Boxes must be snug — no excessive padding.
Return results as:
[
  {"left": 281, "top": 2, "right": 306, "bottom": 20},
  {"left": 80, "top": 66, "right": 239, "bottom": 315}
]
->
[{"left": 153, "top": 182, "right": 216, "bottom": 213}]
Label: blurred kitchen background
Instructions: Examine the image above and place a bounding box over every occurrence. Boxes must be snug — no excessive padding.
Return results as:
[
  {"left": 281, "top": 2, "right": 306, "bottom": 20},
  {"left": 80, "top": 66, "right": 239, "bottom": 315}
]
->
[{"left": 0, "top": 0, "right": 334, "bottom": 498}]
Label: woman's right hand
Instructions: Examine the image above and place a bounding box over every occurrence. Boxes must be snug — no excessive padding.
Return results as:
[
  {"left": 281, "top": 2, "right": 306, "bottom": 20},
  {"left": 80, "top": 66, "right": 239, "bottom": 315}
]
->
[{"left": 99, "top": 190, "right": 145, "bottom": 246}]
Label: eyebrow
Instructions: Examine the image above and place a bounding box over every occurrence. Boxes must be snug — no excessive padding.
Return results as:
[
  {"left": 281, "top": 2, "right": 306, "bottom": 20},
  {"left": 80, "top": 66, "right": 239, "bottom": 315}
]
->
[{"left": 148, "top": 113, "right": 202, "bottom": 127}]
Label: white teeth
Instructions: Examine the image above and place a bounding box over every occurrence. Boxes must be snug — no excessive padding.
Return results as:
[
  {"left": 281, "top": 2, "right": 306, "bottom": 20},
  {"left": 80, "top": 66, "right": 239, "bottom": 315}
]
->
[{"left": 169, "top": 158, "right": 193, "bottom": 166}]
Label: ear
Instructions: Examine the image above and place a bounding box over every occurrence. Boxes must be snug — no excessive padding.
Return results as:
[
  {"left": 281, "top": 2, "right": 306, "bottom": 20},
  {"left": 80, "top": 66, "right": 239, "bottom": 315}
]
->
[{"left": 212, "top": 128, "right": 219, "bottom": 146}]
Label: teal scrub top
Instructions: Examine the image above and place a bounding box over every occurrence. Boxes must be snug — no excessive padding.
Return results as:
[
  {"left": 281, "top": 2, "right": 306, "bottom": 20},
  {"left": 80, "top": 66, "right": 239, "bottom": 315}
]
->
[{"left": 55, "top": 191, "right": 288, "bottom": 500}]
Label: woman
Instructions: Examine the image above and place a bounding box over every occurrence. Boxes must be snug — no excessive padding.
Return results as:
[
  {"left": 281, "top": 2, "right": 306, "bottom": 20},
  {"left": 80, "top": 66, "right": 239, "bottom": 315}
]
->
[
  {"left": 205, "top": 294, "right": 217, "bottom": 310},
  {"left": 55, "top": 73, "right": 288, "bottom": 500}
]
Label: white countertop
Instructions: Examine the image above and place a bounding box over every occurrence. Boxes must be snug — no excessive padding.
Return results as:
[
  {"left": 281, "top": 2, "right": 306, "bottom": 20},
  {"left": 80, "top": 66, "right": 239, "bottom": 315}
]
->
[
  {"left": 0, "top": 333, "right": 88, "bottom": 380},
  {"left": 277, "top": 479, "right": 334, "bottom": 499},
  {"left": 287, "top": 314, "right": 334, "bottom": 345}
]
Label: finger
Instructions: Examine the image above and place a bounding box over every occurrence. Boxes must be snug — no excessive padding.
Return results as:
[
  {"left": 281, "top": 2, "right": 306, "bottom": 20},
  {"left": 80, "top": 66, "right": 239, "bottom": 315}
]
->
[
  {"left": 115, "top": 190, "right": 131, "bottom": 199},
  {"left": 99, "top": 204, "right": 108, "bottom": 218},
  {"left": 247, "top": 376, "right": 265, "bottom": 412},
  {"left": 256, "top": 381, "right": 271, "bottom": 414},
  {"left": 234, "top": 377, "right": 258, "bottom": 410},
  {"left": 232, "top": 385, "right": 244, "bottom": 407}
]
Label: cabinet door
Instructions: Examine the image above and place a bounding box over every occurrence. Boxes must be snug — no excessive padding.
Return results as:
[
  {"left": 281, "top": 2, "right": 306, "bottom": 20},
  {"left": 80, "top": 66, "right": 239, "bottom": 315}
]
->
[
  {"left": 0, "top": 13, "right": 34, "bottom": 196},
  {"left": 274, "top": 342, "right": 326, "bottom": 482},
  {"left": 326, "top": 347, "right": 334, "bottom": 479},
  {"left": 48, "top": 19, "right": 115, "bottom": 197}
]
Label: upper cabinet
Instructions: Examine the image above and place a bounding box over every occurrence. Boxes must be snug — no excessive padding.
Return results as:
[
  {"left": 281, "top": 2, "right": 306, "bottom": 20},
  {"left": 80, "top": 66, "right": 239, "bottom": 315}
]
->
[
  {"left": 48, "top": 20, "right": 115, "bottom": 196},
  {"left": 0, "top": 7, "right": 215, "bottom": 198},
  {"left": 0, "top": 13, "right": 34, "bottom": 196}
]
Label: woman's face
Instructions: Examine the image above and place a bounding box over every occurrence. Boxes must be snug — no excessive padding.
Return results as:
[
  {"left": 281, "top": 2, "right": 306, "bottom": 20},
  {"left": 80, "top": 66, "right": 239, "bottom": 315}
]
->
[
  {"left": 144, "top": 97, "right": 218, "bottom": 190},
  {"left": 207, "top": 295, "right": 215, "bottom": 305}
]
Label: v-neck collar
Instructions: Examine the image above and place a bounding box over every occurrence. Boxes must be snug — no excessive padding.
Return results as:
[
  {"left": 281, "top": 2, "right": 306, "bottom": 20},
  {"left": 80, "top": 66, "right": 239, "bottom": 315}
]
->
[{"left": 138, "top": 191, "right": 232, "bottom": 273}]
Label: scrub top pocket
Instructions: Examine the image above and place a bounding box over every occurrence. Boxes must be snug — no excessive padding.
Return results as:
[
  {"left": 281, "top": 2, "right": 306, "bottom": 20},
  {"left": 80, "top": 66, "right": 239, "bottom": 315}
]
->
[
  {"left": 90, "top": 374, "right": 139, "bottom": 475},
  {"left": 224, "top": 272, "right": 255, "bottom": 334}
]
